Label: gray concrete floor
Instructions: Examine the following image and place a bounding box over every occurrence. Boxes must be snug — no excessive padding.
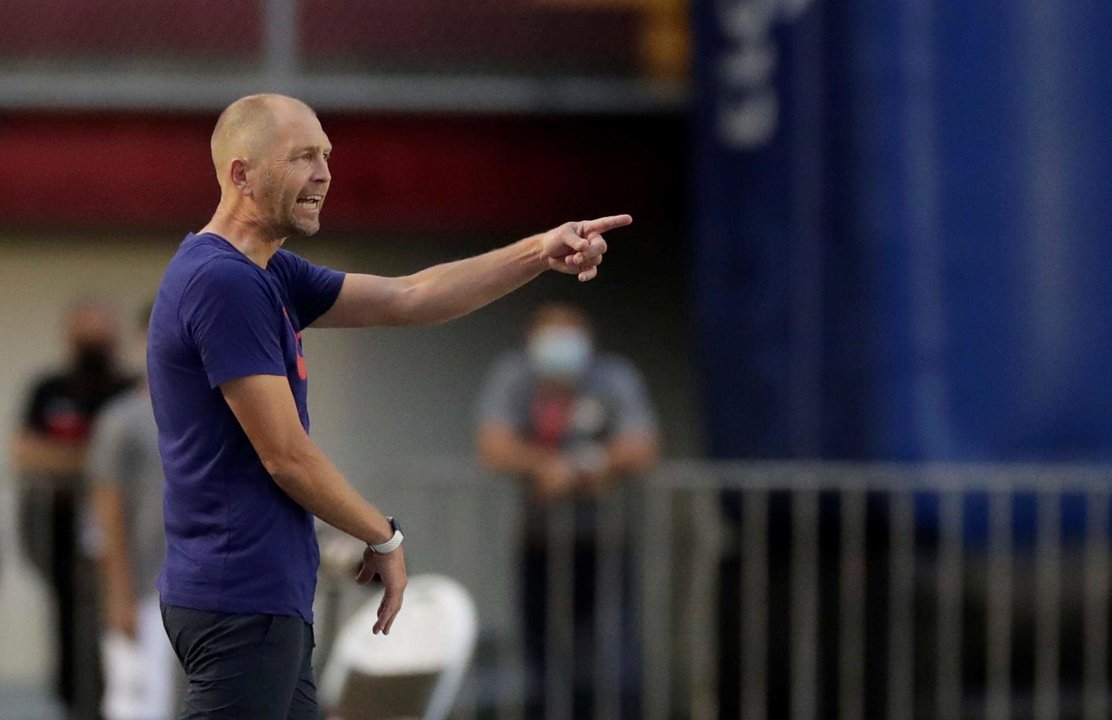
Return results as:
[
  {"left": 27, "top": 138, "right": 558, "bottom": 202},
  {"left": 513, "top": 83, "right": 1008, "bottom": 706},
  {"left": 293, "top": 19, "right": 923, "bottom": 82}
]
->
[{"left": 0, "top": 683, "right": 66, "bottom": 720}]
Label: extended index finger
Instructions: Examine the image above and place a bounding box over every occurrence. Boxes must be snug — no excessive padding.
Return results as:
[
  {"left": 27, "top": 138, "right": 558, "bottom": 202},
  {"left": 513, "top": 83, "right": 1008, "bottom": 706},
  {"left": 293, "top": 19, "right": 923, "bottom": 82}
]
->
[{"left": 579, "top": 214, "right": 632, "bottom": 237}]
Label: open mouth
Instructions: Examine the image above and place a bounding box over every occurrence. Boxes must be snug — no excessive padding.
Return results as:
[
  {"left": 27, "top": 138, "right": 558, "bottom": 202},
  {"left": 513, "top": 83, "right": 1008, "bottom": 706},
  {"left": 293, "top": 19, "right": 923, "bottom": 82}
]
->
[{"left": 296, "top": 195, "right": 323, "bottom": 210}]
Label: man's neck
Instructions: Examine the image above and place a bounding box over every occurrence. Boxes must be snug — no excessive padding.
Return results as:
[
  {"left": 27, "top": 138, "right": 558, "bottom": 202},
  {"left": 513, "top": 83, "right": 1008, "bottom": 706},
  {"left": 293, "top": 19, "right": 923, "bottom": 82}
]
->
[
  {"left": 199, "top": 206, "right": 286, "bottom": 269},
  {"left": 535, "top": 378, "right": 579, "bottom": 396}
]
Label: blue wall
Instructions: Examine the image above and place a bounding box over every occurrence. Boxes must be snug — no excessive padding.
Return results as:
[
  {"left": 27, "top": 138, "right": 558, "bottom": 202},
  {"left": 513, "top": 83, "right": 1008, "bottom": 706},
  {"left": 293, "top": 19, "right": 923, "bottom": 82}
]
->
[{"left": 693, "top": 0, "right": 1112, "bottom": 464}]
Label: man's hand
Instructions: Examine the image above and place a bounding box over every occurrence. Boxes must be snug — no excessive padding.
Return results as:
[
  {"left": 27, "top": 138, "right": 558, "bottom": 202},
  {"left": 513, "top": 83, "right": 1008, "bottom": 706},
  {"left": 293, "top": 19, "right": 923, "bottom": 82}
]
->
[
  {"left": 534, "top": 455, "right": 576, "bottom": 504},
  {"left": 542, "top": 215, "right": 632, "bottom": 282},
  {"left": 576, "top": 465, "right": 614, "bottom": 498},
  {"left": 355, "top": 546, "right": 408, "bottom": 635},
  {"left": 105, "top": 595, "right": 139, "bottom": 640},
  {"left": 316, "top": 214, "right": 633, "bottom": 328}
]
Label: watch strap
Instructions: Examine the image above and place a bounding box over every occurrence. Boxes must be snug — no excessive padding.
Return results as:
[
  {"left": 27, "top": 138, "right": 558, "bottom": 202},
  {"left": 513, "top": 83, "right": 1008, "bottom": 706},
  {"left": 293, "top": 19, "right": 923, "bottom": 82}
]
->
[{"left": 369, "top": 516, "right": 404, "bottom": 554}]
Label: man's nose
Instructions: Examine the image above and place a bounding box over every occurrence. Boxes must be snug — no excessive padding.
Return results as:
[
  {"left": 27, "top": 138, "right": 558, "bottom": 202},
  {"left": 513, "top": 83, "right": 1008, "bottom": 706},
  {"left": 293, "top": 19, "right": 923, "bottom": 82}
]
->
[{"left": 313, "top": 158, "right": 331, "bottom": 184}]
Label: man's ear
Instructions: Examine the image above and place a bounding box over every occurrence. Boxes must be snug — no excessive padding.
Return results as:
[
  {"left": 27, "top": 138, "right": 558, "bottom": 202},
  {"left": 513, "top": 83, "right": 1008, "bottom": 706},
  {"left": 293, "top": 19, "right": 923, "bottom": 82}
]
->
[{"left": 230, "top": 158, "right": 253, "bottom": 197}]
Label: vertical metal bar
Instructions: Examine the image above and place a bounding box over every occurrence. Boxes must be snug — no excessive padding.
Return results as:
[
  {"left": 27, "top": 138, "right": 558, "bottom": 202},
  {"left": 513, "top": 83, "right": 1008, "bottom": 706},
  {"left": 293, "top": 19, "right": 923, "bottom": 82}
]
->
[
  {"left": 315, "top": 575, "right": 342, "bottom": 676},
  {"left": 449, "top": 481, "right": 479, "bottom": 720},
  {"left": 501, "top": 605, "right": 525, "bottom": 720},
  {"left": 0, "top": 478, "right": 15, "bottom": 579},
  {"left": 263, "top": 0, "right": 298, "bottom": 85},
  {"left": 985, "top": 490, "right": 1013, "bottom": 720},
  {"left": 492, "top": 632, "right": 516, "bottom": 720},
  {"left": 791, "top": 489, "right": 820, "bottom": 720},
  {"left": 688, "top": 489, "right": 721, "bottom": 720},
  {"left": 457, "top": 667, "right": 479, "bottom": 720},
  {"left": 495, "top": 482, "right": 523, "bottom": 720},
  {"left": 936, "top": 490, "right": 964, "bottom": 720},
  {"left": 545, "top": 502, "right": 575, "bottom": 720},
  {"left": 594, "top": 491, "right": 624, "bottom": 720},
  {"left": 888, "top": 491, "right": 916, "bottom": 720},
  {"left": 839, "top": 490, "right": 867, "bottom": 720},
  {"left": 1034, "top": 491, "right": 1061, "bottom": 720},
  {"left": 741, "top": 489, "right": 769, "bottom": 720},
  {"left": 642, "top": 485, "right": 673, "bottom": 720},
  {"left": 1083, "top": 492, "right": 1110, "bottom": 720}
]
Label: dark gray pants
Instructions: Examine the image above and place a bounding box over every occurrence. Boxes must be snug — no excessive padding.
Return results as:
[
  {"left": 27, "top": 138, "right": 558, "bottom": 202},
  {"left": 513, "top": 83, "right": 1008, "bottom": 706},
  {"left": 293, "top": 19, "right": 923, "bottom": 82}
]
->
[{"left": 161, "top": 603, "right": 321, "bottom": 720}]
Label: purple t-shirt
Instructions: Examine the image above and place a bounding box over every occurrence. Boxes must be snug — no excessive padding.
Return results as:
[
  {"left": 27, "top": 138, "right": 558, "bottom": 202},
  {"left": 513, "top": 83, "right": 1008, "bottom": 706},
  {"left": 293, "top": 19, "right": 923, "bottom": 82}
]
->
[{"left": 147, "top": 232, "right": 345, "bottom": 622}]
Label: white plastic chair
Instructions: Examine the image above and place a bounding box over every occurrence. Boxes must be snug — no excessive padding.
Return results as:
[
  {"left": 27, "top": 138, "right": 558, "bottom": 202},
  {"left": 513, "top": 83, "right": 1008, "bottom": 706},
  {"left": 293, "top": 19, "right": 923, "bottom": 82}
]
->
[{"left": 320, "top": 574, "right": 479, "bottom": 720}]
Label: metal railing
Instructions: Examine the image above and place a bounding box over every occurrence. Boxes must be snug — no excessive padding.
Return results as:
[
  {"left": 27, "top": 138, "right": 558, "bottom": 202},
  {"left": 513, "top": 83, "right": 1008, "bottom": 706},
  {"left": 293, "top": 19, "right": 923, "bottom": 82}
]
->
[
  {"left": 0, "top": 0, "right": 687, "bottom": 113},
  {"left": 319, "top": 460, "right": 1112, "bottom": 720},
  {"left": 4, "top": 459, "right": 1110, "bottom": 718}
]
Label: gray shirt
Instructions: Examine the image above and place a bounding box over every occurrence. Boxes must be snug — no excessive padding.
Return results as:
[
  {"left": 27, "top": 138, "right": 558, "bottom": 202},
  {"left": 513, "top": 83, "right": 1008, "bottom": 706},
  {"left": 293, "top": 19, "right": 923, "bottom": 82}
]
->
[
  {"left": 476, "top": 350, "right": 657, "bottom": 448},
  {"left": 476, "top": 351, "right": 658, "bottom": 541},
  {"left": 88, "top": 387, "right": 165, "bottom": 595}
]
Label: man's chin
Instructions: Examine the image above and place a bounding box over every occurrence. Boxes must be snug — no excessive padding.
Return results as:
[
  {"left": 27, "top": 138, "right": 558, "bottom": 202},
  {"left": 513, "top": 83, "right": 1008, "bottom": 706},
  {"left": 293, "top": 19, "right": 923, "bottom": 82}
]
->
[{"left": 291, "top": 219, "right": 321, "bottom": 237}]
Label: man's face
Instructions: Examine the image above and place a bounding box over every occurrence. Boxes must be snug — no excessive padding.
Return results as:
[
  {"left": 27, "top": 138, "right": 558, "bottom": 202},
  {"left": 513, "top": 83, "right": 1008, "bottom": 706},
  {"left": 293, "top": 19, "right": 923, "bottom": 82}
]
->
[{"left": 252, "top": 104, "right": 332, "bottom": 238}]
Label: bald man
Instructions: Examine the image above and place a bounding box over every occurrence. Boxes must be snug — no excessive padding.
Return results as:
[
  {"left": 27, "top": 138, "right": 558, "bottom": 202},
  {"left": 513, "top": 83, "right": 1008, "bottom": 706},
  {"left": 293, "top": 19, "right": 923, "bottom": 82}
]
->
[{"left": 146, "top": 94, "right": 630, "bottom": 720}]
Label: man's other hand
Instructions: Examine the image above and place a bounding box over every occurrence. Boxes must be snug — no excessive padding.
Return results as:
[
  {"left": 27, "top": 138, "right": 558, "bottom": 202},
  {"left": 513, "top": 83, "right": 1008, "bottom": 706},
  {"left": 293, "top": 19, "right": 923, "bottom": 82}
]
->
[
  {"left": 355, "top": 545, "right": 408, "bottom": 635},
  {"left": 535, "top": 455, "right": 576, "bottom": 504}
]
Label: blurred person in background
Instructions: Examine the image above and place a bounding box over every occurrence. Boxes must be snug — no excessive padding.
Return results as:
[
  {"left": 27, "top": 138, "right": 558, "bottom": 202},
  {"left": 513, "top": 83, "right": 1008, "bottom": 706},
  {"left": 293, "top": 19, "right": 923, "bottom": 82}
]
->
[
  {"left": 11, "top": 298, "right": 137, "bottom": 719},
  {"left": 476, "top": 302, "right": 659, "bottom": 719},
  {"left": 89, "top": 301, "right": 182, "bottom": 720}
]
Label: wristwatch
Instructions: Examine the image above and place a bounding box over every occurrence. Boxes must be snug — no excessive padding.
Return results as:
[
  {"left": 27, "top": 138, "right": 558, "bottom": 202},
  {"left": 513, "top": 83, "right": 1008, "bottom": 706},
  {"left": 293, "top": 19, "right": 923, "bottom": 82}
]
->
[{"left": 368, "top": 516, "right": 404, "bottom": 554}]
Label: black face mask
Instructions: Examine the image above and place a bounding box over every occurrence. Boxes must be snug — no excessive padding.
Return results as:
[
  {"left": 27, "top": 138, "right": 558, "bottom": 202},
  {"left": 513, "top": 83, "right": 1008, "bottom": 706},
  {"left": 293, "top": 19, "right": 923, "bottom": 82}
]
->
[{"left": 73, "top": 343, "right": 113, "bottom": 380}]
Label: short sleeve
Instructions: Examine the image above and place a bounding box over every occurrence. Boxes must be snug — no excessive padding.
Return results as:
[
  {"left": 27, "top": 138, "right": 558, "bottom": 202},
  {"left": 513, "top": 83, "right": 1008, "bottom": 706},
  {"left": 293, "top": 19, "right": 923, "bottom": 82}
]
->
[
  {"left": 87, "top": 399, "right": 131, "bottom": 487},
  {"left": 271, "top": 250, "right": 345, "bottom": 328},
  {"left": 475, "top": 354, "right": 531, "bottom": 428},
  {"left": 182, "top": 261, "right": 286, "bottom": 389},
  {"left": 605, "top": 358, "right": 658, "bottom": 436}
]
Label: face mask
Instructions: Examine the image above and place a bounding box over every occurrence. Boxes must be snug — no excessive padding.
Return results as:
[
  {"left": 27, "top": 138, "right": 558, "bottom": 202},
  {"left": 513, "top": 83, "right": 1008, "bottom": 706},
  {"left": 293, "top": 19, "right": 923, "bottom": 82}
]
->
[
  {"left": 74, "top": 343, "right": 112, "bottom": 378},
  {"left": 528, "top": 328, "right": 592, "bottom": 381}
]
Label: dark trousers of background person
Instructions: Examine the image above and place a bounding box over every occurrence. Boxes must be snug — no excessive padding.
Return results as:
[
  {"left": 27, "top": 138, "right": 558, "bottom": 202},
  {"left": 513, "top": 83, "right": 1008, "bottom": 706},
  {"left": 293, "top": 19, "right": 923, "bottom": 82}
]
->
[
  {"left": 716, "top": 493, "right": 893, "bottom": 720},
  {"left": 20, "top": 483, "right": 104, "bottom": 719},
  {"left": 521, "top": 541, "right": 641, "bottom": 720},
  {"left": 715, "top": 493, "right": 794, "bottom": 720}
]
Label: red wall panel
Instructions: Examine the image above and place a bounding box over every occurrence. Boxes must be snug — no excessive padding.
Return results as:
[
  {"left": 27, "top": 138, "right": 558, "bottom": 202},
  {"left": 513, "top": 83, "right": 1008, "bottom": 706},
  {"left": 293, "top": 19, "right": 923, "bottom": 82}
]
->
[{"left": 0, "top": 112, "right": 681, "bottom": 236}]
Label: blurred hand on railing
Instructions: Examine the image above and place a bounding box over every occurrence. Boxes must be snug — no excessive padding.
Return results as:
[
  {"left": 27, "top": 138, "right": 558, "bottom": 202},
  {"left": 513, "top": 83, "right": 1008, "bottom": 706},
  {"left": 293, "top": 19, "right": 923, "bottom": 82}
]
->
[
  {"left": 573, "top": 443, "right": 612, "bottom": 498},
  {"left": 534, "top": 455, "right": 576, "bottom": 504}
]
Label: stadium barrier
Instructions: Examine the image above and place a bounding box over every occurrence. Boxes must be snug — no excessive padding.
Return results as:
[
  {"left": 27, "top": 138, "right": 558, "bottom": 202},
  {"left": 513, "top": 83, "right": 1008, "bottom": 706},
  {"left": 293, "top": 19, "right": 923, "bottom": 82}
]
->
[
  {"left": 319, "top": 461, "right": 1112, "bottom": 720},
  {"left": 6, "top": 460, "right": 1108, "bottom": 718}
]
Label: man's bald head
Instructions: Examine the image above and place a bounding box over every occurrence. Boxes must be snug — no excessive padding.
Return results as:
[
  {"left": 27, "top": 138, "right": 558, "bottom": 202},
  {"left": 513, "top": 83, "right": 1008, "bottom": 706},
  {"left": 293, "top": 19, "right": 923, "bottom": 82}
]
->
[
  {"left": 210, "top": 94, "right": 316, "bottom": 188},
  {"left": 206, "top": 93, "right": 332, "bottom": 239}
]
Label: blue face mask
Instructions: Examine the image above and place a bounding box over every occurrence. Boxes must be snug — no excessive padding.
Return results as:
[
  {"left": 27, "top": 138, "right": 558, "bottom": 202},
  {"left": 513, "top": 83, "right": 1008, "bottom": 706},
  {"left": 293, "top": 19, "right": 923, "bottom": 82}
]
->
[{"left": 528, "top": 328, "right": 592, "bottom": 381}]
